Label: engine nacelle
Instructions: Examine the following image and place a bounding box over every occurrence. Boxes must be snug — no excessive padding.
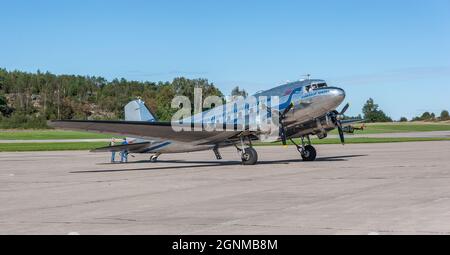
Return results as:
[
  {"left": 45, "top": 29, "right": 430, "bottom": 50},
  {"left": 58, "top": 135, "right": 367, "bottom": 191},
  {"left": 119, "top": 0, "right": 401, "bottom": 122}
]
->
[{"left": 287, "top": 113, "right": 337, "bottom": 139}]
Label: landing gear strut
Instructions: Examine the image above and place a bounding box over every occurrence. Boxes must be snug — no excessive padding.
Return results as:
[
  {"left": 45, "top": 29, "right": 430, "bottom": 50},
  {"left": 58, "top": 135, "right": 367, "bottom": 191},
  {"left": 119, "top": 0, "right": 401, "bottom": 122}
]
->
[
  {"left": 290, "top": 136, "right": 317, "bottom": 161},
  {"left": 235, "top": 136, "right": 258, "bottom": 165},
  {"left": 213, "top": 145, "right": 222, "bottom": 160}
]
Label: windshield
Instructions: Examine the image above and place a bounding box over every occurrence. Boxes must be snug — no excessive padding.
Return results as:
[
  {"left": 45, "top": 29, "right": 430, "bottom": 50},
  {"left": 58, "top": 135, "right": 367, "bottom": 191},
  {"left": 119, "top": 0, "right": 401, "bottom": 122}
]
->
[{"left": 304, "top": 82, "right": 327, "bottom": 93}]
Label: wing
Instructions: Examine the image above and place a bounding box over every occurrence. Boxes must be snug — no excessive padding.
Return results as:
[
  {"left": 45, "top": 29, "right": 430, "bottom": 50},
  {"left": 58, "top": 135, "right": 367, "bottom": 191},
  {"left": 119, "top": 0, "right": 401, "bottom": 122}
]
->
[
  {"left": 90, "top": 141, "right": 151, "bottom": 153},
  {"left": 49, "top": 120, "right": 240, "bottom": 145}
]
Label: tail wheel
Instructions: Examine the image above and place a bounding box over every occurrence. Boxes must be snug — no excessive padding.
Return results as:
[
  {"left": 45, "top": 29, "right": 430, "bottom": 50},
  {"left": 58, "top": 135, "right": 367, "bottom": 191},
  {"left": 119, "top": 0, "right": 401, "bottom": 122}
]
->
[
  {"left": 301, "top": 145, "right": 317, "bottom": 161},
  {"left": 150, "top": 155, "right": 159, "bottom": 162},
  {"left": 241, "top": 147, "right": 258, "bottom": 165}
]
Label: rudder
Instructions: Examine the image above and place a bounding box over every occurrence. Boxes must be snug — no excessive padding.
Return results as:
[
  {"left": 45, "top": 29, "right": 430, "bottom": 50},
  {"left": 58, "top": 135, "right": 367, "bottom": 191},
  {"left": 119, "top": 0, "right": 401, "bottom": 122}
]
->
[{"left": 124, "top": 99, "right": 157, "bottom": 122}]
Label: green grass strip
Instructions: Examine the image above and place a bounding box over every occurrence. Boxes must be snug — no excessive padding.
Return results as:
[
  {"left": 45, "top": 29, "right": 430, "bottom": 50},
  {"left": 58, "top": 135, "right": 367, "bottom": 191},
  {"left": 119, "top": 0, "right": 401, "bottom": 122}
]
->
[
  {"left": 0, "top": 142, "right": 109, "bottom": 152},
  {"left": 0, "top": 130, "right": 114, "bottom": 140}
]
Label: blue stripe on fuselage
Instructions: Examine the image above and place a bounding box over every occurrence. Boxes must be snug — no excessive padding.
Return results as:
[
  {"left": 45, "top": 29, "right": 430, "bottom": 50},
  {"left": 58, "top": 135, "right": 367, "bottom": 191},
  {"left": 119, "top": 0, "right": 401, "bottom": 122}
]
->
[
  {"left": 278, "top": 87, "right": 303, "bottom": 111},
  {"left": 278, "top": 87, "right": 332, "bottom": 111}
]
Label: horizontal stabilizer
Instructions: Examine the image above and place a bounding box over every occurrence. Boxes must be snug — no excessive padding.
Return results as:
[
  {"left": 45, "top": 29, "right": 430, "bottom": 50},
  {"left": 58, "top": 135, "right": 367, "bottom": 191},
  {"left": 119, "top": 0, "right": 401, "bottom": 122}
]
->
[{"left": 90, "top": 142, "right": 151, "bottom": 153}]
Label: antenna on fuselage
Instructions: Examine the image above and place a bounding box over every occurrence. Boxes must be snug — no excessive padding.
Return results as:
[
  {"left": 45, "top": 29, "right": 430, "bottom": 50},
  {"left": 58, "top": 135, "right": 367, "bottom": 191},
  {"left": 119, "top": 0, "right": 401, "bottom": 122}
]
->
[{"left": 300, "top": 74, "right": 311, "bottom": 81}]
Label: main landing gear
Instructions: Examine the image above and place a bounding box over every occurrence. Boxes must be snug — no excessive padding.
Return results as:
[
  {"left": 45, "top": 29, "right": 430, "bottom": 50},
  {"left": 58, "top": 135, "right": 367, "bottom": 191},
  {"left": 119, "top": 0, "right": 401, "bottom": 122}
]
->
[
  {"left": 290, "top": 136, "right": 317, "bottom": 161},
  {"left": 240, "top": 147, "right": 258, "bottom": 165},
  {"left": 235, "top": 136, "right": 258, "bottom": 165}
]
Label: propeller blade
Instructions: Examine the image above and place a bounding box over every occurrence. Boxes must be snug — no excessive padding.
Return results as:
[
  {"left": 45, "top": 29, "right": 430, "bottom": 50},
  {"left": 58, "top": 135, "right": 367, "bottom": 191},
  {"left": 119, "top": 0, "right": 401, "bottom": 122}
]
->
[
  {"left": 328, "top": 109, "right": 346, "bottom": 145},
  {"left": 282, "top": 135, "right": 287, "bottom": 146},
  {"left": 336, "top": 121, "right": 345, "bottom": 145},
  {"left": 340, "top": 103, "right": 350, "bottom": 115},
  {"left": 280, "top": 126, "right": 287, "bottom": 145},
  {"left": 281, "top": 102, "right": 294, "bottom": 118},
  {"left": 278, "top": 102, "right": 293, "bottom": 146}
]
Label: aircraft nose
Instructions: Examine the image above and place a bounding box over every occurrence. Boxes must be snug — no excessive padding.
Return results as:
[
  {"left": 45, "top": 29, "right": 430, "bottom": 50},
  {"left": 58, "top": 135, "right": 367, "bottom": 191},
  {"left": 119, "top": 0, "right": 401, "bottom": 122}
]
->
[{"left": 330, "top": 87, "right": 346, "bottom": 103}]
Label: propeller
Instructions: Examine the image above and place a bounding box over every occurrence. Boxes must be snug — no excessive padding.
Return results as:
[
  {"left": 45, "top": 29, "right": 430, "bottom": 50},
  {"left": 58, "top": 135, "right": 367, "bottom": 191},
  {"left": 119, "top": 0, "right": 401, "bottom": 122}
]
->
[
  {"left": 277, "top": 102, "right": 349, "bottom": 146},
  {"left": 279, "top": 102, "right": 294, "bottom": 145},
  {"left": 340, "top": 103, "right": 350, "bottom": 115},
  {"left": 330, "top": 103, "right": 350, "bottom": 145}
]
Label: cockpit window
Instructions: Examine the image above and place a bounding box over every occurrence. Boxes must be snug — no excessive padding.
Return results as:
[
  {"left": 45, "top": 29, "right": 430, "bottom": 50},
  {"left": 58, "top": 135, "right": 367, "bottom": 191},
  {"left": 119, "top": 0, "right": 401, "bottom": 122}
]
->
[
  {"left": 311, "top": 83, "right": 327, "bottom": 91},
  {"left": 305, "top": 82, "right": 327, "bottom": 92}
]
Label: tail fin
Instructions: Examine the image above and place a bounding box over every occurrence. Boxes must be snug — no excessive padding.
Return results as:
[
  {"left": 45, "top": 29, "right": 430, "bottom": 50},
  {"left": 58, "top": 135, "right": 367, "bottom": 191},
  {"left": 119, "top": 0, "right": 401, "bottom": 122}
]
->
[{"left": 124, "top": 99, "right": 158, "bottom": 122}]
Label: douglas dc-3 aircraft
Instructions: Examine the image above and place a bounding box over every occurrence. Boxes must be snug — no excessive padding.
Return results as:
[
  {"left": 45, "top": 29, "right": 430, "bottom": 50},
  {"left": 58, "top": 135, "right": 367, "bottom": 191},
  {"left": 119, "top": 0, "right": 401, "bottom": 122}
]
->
[{"left": 51, "top": 79, "right": 359, "bottom": 165}]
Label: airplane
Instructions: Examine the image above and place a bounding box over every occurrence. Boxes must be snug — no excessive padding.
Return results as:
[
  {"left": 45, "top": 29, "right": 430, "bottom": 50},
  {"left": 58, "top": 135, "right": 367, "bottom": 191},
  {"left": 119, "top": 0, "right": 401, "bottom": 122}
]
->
[
  {"left": 342, "top": 124, "right": 366, "bottom": 134},
  {"left": 50, "top": 78, "right": 359, "bottom": 165}
]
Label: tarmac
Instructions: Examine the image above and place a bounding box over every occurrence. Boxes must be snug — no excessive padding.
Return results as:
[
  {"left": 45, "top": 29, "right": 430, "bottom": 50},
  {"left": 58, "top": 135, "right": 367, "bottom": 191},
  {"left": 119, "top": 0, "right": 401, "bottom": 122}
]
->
[{"left": 1, "top": 141, "right": 450, "bottom": 234}]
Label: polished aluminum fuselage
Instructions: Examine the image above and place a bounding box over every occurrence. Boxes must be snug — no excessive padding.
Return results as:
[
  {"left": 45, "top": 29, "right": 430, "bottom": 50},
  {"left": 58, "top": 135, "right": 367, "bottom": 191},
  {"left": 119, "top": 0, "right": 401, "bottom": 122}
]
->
[{"left": 152, "top": 79, "right": 346, "bottom": 153}]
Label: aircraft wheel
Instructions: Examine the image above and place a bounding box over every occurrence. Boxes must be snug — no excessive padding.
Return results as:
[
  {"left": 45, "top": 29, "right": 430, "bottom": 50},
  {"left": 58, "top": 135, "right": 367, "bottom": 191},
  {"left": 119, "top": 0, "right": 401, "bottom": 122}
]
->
[
  {"left": 300, "top": 145, "right": 317, "bottom": 161},
  {"left": 241, "top": 147, "right": 258, "bottom": 165},
  {"left": 150, "top": 155, "right": 159, "bottom": 162}
]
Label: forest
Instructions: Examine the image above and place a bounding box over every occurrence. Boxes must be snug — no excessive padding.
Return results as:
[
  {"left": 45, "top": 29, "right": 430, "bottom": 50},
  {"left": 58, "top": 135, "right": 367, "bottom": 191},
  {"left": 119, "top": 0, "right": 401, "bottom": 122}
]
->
[{"left": 0, "top": 68, "right": 223, "bottom": 128}]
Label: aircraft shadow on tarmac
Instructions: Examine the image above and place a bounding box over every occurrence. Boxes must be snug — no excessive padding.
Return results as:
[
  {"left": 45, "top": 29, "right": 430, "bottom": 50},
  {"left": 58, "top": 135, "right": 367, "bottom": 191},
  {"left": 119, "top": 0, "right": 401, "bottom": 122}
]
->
[{"left": 71, "top": 154, "right": 367, "bottom": 174}]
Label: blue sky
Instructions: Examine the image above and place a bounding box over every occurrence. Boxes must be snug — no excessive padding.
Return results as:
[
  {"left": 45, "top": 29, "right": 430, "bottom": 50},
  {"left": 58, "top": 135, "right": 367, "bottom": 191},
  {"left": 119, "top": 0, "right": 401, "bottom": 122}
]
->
[{"left": 1, "top": 0, "right": 449, "bottom": 119}]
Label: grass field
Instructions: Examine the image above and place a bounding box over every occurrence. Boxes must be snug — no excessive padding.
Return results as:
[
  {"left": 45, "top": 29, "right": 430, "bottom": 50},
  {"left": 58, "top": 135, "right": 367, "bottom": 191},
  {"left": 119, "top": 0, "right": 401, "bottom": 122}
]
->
[
  {"left": 0, "top": 130, "right": 113, "bottom": 140},
  {"left": 1, "top": 122, "right": 450, "bottom": 140},
  {"left": 0, "top": 142, "right": 109, "bottom": 152},
  {"left": 330, "top": 122, "right": 450, "bottom": 134},
  {"left": 1, "top": 138, "right": 449, "bottom": 152},
  {"left": 258, "top": 137, "right": 450, "bottom": 146},
  {"left": 1, "top": 122, "right": 450, "bottom": 152}
]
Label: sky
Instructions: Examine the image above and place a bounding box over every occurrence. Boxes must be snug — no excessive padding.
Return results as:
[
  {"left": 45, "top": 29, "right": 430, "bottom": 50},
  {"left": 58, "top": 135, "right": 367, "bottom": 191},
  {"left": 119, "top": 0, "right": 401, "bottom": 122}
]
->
[{"left": 0, "top": 0, "right": 449, "bottom": 119}]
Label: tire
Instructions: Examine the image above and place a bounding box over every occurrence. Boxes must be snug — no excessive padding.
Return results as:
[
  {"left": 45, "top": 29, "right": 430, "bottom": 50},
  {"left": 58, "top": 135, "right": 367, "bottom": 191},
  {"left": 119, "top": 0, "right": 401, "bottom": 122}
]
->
[
  {"left": 301, "top": 145, "right": 317, "bottom": 161},
  {"left": 241, "top": 147, "right": 258, "bottom": 165},
  {"left": 150, "top": 155, "right": 158, "bottom": 162}
]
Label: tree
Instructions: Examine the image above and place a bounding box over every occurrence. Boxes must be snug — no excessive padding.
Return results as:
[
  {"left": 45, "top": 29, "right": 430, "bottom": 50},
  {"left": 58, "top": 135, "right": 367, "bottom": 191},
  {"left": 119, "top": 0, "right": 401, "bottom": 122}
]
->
[
  {"left": 0, "top": 94, "right": 13, "bottom": 117},
  {"left": 342, "top": 114, "right": 362, "bottom": 120},
  {"left": 231, "top": 86, "right": 248, "bottom": 98},
  {"left": 440, "top": 110, "right": 450, "bottom": 121},
  {"left": 417, "top": 112, "right": 435, "bottom": 121},
  {"left": 399, "top": 117, "right": 408, "bottom": 122},
  {"left": 362, "top": 98, "right": 392, "bottom": 123},
  {"left": 0, "top": 68, "right": 228, "bottom": 125},
  {"left": 0, "top": 94, "right": 6, "bottom": 107}
]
